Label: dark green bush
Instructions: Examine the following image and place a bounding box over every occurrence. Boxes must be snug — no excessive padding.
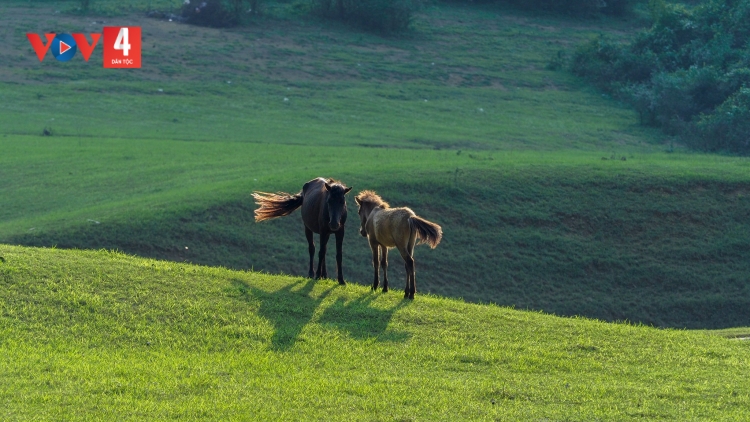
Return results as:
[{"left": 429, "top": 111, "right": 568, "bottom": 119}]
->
[
  {"left": 462, "top": 0, "right": 637, "bottom": 16},
  {"left": 312, "top": 0, "right": 421, "bottom": 33},
  {"left": 572, "top": 0, "right": 750, "bottom": 154},
  {"left": 182, "top": 0, "right": 249, "bottom": 27},
  {"left": 695, "top": 87, "right": 750, "bottom": 154}
]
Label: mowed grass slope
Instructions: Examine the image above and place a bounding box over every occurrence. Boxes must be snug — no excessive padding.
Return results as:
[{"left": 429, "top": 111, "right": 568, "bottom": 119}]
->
[
  {"left": 2, "top": 1, "right": 750, "bottom": 329},
  {"left": 4, "top": 136, "right": 750, "bottom": 328},
  {"left": 0, "top": 1, "right": 655, "bottom": 149},
  {"left": 1, "top": 245, "right": 749, "bottom": 420}
]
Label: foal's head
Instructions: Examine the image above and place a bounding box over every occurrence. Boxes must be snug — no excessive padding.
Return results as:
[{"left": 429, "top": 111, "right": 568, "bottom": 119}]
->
[
  {"left": 324, "top": 179, "right": 353, "bottom": 231},
  {"left": 354, "top": 190, "right": 389, "bottom": 237}
]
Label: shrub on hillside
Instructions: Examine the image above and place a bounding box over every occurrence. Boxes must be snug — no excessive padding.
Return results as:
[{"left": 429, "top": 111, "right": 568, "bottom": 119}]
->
[
  {"left": 694, "top": 88, "right": 750, "bottom": 154},
  {"left": 572, "top": 0, "right": 750, "bottom": 154},
  {"left": 516, "top": 0, "right": 636, "bottom": 16},
  {"left": 445, "top": 0, "right": 636, "bottom": 16},
  {"left": 312, "top": 0, "right": 422, "bottom": 33},
  {"left": 182, "top": 0, "right": 258, "bottom": 27}
]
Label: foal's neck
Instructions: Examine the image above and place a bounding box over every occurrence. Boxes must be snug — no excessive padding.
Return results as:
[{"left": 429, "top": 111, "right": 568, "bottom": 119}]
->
[{"left": 365, "top": 203, "right": 384, "bottom": 218}]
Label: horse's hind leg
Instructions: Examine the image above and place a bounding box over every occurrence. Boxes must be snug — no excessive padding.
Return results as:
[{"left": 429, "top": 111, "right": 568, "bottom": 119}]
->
[
  {"left": 404, "top": 256, "right": 415, "bottom": 299},
  {"left": 305, "top": 227, "right": 315, "bottom": 278},
  {"left": 369, "top": 237, "right": 380, "bottom": 290},
  {"left": 397, "top": 247, "right": 415, "bottom": 299},
  {"left": 407, "top": 240, "right": 416, "bottom": 299},
  {"left": 379, "top": 244, "right": 389, "bottom": 293},
  {"left": 316, "top": 232, "right": 330, "bottom": 279}
]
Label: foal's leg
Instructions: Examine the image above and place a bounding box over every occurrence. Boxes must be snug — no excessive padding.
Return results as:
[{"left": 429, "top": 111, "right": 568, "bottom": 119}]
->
[
  {"left": 334, "top": 227, "right": 346, "bottom": 285},
  {"left": 404, "top": 256, "right": 415, "bottom": 299},
  {"left": 407, "top": 240, "right": 416, "bottom": 299},
  {"left": 316, "top": 232, "right": 330, "bottom": 279},
  {"left": 379, "top": 244, "right": 389, "bottom": 293},
  {"left": 369, "top": 237, "right": 380, "bottom": 290},
  {"left": 305, "top": 227, "right": 315, "bottom": 278},
  {"left": 397, "top": 246, "right": 415, "bottom": 299}
]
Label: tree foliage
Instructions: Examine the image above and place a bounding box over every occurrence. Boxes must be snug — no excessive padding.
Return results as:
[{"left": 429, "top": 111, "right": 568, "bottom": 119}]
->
[{"left": 572, "top": 0, "right": 750, "bottom": 154}]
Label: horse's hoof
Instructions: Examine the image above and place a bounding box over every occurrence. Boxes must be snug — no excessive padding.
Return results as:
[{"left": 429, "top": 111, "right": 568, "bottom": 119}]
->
[
  {"left": 338, "top": 280, "right": 346, "bottom": 285},
  {"left": 383, "top": 287, "right": 389, "bottom": 293}
]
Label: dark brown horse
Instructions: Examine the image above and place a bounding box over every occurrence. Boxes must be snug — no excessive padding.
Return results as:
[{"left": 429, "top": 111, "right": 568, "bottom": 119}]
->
[
  {"left": 355, "top": 190, "right": 442, "bottom": 299},
  {"left": 253, "top": 178, "right": 353, "bottom": 284}
]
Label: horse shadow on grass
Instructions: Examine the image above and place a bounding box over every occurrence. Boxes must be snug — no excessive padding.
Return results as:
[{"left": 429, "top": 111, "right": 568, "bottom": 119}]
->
[{"left": 230, "top": 278, "right": 409, "bottom": 351}]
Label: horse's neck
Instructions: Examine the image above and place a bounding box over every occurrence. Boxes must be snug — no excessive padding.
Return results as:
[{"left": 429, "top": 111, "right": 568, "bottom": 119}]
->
[{"left": 368, "top": 205, "right": 384, "bottom": 219}]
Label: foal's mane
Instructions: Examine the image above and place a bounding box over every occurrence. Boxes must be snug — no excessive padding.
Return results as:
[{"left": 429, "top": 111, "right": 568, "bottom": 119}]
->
[{"left": 355, "top": 190, "right": 390, "bottom": 208}]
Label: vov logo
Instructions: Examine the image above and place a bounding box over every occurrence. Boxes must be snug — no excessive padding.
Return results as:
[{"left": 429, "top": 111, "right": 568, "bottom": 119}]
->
[{"left": 27, "top": 26, "right": 141, "bottom": 68}]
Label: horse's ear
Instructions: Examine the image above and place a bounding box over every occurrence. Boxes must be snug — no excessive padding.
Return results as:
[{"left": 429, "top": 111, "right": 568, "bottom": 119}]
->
[
  {"left": 355, "top": 196, "right": 361, "bottom": 205},
  {"left": 324, "top": 182, "right": 331, "bottom": 191},
  {"left": 344, "top": 187, "right": 353, "bottom": 194}
]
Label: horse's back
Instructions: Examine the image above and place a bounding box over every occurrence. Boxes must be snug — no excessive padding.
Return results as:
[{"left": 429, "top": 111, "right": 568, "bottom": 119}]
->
[
  {"left": 372, "top": 207, "right": 414, "bottom": 248},
  {"left": 302, "top": 177, "right": 327, "bottom": 195},
  {"left": 300, "top": 178, "right": 327, "bottom": 232}
]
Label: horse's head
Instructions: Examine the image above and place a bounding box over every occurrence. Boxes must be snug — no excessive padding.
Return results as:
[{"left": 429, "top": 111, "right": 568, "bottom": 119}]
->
[
  {"left": 355, "top": 197, "right": 368, "bottom": 237},
  {"left": 354, "top": 190, "right": 389, "bottom": 237},
  {"left": 324, "top": 181, "right": 352, "bottom": 231}
]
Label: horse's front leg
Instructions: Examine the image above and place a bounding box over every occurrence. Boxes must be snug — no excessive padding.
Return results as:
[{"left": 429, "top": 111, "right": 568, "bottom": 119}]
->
[
  {"left": 379, "top": 244, "right": 389, "bottom": 293},
  {"left": 334, "top": 227, "right": 346, "bottom": 285},
  {"left": 316, "top": 232, "right": 330, "bottom": 279},
  {"left": 369, "top": 238, "right": 380, "bottom": 290},
  {"left": 305, "top": 227, "right": 315, "bottom": 278}
]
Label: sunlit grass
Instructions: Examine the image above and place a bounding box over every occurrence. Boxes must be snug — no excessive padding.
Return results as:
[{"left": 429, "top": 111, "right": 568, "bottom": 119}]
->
[{"left": 1, "top": 245, "right": 749, "bottom": 420}]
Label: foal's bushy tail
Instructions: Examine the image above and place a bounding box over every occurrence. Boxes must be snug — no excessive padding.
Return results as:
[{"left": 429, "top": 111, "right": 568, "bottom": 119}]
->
[
  {"left": 410, "top": 216, "right": 443, "bottom": 249},
  {"left": 252, "top": 191, "right": 304, "bottom": 222}
]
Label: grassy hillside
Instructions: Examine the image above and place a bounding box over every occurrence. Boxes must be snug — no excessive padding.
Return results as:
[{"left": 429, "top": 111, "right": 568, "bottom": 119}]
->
[
  {"left": 3, "top": 136, "right": 750, "bottom": 328},
  {"left": 1, "top": 245, "right": 749, "bottom": 420},
  {"left": 2, "top": 1, "right": 750, "bottom": 329}
]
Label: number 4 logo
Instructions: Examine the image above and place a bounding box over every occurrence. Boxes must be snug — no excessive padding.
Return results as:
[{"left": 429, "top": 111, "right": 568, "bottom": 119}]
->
[
  {"left": 114, "top": 27, "right": 131, "bottom": 56},
  {"left": 103, "top": 26, "right": 141, "bottom": 68}
]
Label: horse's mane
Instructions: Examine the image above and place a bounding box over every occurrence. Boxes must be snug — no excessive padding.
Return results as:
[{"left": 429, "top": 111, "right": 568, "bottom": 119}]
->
[
  {"left": 355, "top": 190, "right": 390, "bottom": 208},
  {"left": 325, "top": 178, "right": 349, "bottom": 194}
]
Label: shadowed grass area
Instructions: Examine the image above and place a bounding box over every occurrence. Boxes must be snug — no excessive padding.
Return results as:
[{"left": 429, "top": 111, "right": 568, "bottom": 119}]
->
[
  {"left": 0, "top": 245, "right": 749, "bottom": 420},
  {"left": 3, "top": 136, "right": 750, "bottom": 328}
]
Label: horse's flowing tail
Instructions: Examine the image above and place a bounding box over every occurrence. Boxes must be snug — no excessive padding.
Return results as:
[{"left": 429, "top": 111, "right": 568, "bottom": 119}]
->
[
  {"left": 252, "top": 191, "right": 304, "bottom": 222},
  {"left": 409, "top": 216, "right": 443, "bottom": 249}
]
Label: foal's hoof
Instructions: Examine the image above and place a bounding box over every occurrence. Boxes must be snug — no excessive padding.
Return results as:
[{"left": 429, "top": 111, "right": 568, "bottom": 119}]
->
[
  {"left": 382, "top": 287, "right": 389, "bottom": 293},
  {"left": 338, "top": 280, "right": 346, "bottom": 285}
]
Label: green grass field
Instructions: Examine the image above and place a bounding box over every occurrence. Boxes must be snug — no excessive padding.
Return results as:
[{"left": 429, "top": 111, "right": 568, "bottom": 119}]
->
[
  {"left": 1, "top": 245, "right": 749, "bottom": 420},
  {"left": 3, "top": 0, "right": 750, "bottom": 418},
  {"left": 3, "top": 0, "right": 750, "bottom": 329}
]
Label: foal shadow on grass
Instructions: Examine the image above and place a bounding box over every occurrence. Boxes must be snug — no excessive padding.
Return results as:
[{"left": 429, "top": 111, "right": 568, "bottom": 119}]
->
[
  {"left": 230, "top": 278, "right": 409, "bottom": 350},
  {"left": 316, "top": 294, "right": 410, "bottom": 343}
]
